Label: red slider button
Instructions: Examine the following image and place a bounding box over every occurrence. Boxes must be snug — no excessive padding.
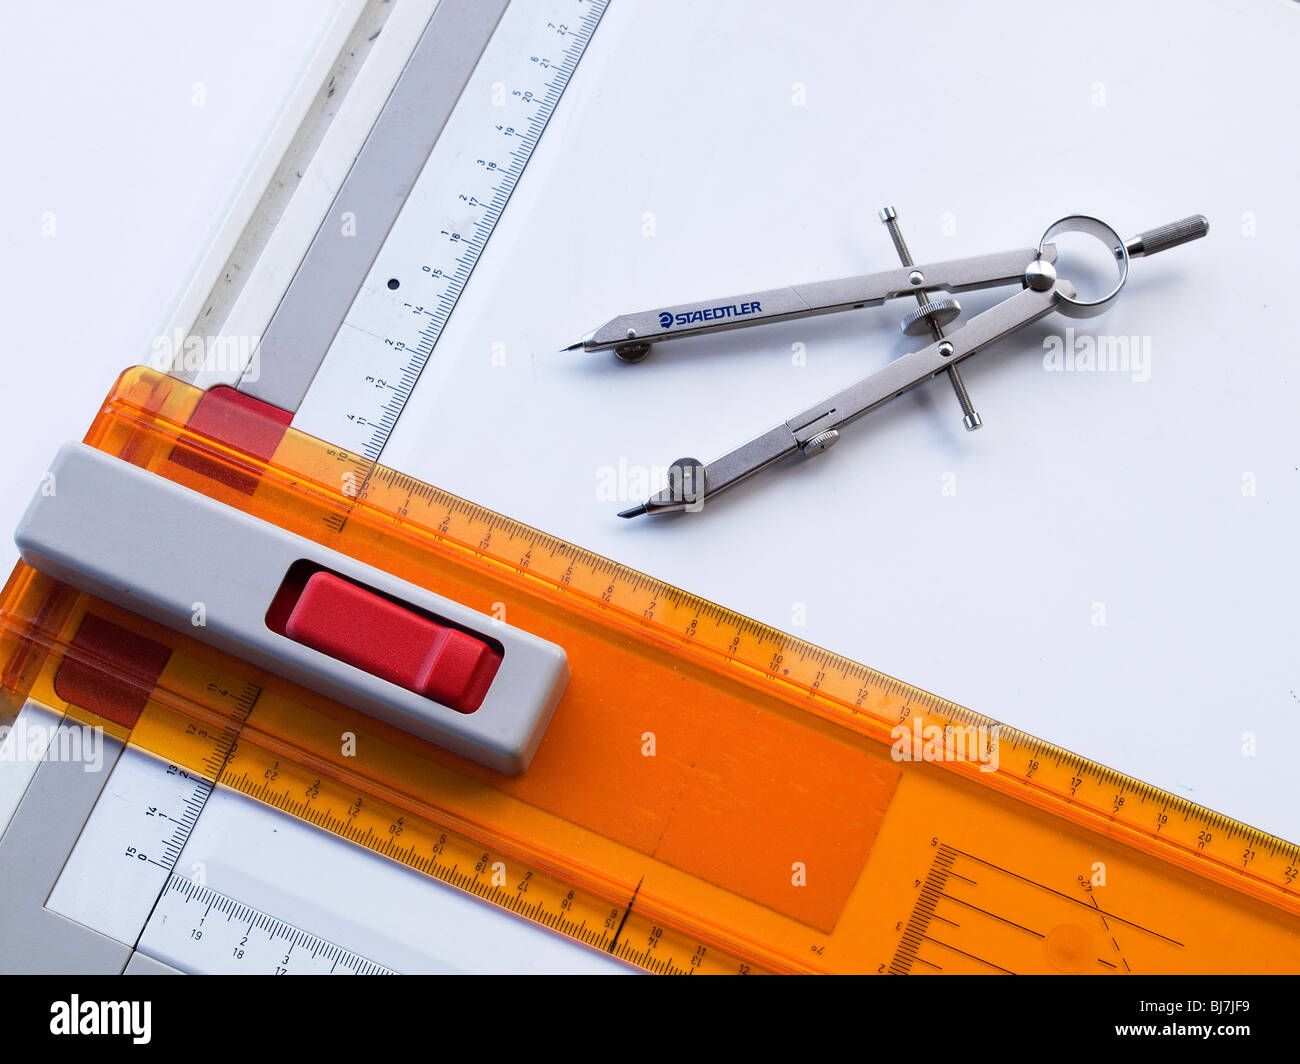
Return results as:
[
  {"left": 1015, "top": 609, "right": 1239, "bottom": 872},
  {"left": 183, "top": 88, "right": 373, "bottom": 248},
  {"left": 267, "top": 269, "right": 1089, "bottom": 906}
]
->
[{"left": 282, "top": 571, "right": 501, "bottom": 714}]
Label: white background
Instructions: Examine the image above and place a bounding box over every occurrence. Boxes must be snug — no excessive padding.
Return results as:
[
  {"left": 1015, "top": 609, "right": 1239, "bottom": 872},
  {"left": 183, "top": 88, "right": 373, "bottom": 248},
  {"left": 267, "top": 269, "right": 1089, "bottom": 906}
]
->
[{"left": 1, "top": 0, "right": 1298, "bottom": 942}]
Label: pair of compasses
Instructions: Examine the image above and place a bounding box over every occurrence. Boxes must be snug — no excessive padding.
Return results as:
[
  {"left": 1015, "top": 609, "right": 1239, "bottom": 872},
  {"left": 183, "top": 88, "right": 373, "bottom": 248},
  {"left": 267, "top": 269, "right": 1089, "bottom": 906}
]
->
[{"left": 565, "top": 209, "right": 1208, "bottom": 517}]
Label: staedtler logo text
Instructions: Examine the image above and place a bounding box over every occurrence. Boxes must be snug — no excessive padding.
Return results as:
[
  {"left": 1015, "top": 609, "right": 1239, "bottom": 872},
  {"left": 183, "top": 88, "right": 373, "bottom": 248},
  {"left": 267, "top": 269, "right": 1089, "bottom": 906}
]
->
[
  {"left": 49, "top": 996, "right": 151, "bottom": 1045},
  {"left": 658, "top": 300, "right": 762, "bottom": 330}
]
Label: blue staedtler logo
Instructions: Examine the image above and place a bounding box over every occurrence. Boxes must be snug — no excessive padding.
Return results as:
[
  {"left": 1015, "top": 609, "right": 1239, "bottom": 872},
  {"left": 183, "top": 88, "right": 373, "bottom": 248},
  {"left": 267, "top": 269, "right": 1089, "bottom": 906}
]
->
[{"left": 657, "top": 301, "right": 762, "bottom": 331}]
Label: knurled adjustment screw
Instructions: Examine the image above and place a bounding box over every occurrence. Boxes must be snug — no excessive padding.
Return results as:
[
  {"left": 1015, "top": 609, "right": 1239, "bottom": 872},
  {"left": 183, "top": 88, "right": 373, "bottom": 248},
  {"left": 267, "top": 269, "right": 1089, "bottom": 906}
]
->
[
  {"left": 801, "top": 430, "right": 840, "bottom": 456},
  {"left": 900, "top": 297, "right": 962, "bottom": 336},
  {"left": 614, "top": 342, "right": 652, "bottom": 363}
]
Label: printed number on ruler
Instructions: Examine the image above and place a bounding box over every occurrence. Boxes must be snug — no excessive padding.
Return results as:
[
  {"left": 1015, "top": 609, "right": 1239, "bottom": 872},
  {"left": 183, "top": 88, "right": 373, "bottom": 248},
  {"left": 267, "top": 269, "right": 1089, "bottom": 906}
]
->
[
  {"left": 304, "top": 0, "right": 608, "bottom": 458},
  {"left": 140, "top": 876, "right": 396, "bottom": 975},
  {"left": 41, "top": 751, "right": 216, "bottom": 947}
]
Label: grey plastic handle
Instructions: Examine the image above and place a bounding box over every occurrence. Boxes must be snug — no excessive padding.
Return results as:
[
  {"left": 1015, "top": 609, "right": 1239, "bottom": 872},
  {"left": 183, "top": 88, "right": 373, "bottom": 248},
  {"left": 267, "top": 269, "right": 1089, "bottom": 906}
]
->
[{"left": 15, "top": 444, "right": 568, "bottom": 775}]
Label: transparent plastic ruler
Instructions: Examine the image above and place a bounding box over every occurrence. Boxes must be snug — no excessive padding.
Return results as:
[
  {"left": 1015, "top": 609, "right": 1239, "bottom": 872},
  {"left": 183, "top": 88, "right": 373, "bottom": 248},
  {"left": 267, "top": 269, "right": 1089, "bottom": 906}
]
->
[
  {"left": 139, "top": 875, "right": 397, "bottom": 975},
  {"left": 293, "top": 0, "right": 608, "bottom": 456}
]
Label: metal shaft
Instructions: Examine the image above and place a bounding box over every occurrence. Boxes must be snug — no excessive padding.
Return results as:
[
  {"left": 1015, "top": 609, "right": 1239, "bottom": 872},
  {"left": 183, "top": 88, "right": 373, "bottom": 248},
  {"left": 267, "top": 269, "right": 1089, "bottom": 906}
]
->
[{"left": 879, "top": 207, "right": 981, "bottom": 431}]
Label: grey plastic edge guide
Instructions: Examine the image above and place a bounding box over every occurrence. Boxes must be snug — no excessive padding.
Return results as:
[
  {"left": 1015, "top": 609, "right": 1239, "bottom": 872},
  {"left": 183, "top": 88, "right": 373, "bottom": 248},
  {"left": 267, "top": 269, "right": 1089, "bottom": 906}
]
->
[{"left": 240, "top": 0, "right": 512, "bottom": 412}]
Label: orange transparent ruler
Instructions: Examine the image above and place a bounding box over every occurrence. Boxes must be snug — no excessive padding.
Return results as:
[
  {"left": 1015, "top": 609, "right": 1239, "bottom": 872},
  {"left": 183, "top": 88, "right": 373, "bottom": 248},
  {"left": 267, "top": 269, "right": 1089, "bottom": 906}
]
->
[{"left": 2, "top": 368, "right": 1298, "bottom": 974}]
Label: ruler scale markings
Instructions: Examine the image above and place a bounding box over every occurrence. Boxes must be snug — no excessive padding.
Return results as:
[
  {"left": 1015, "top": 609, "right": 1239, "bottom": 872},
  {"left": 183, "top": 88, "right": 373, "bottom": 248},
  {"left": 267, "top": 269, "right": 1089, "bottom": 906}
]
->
[
  {"left": 142, "top": 876, "right": 396, "bottom": 975},
  {"left": 298, "top": 0, "right": 609, "bottom": 464}
]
